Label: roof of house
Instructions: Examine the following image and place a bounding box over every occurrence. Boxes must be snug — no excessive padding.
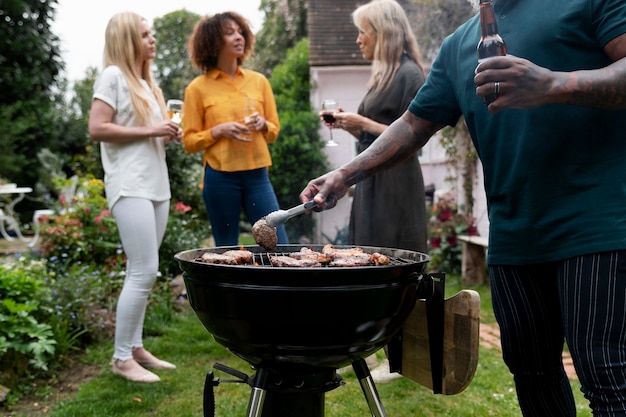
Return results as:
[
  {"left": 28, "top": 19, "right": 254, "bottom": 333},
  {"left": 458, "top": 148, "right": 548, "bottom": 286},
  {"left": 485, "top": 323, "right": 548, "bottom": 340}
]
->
[{"left": 308, "top": 0, "right": 422, "bottom": 67}]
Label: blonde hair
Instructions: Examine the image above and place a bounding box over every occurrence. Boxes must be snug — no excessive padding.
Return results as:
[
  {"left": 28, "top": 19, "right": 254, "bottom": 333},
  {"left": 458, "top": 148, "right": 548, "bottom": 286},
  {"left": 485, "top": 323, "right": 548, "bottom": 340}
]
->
[
  {"left": 352, "top": 0, "right": 425, "bottom": 94},
  {"left": 102, "top": 12, "right": 167, "bottom": 125}
]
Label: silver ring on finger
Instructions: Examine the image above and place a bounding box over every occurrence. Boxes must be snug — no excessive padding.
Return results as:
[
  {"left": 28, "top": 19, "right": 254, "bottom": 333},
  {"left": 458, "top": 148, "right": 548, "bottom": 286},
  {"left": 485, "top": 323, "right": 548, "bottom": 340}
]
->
[{"left": 494, "top": 81, "right": 500, "bottom": 95}]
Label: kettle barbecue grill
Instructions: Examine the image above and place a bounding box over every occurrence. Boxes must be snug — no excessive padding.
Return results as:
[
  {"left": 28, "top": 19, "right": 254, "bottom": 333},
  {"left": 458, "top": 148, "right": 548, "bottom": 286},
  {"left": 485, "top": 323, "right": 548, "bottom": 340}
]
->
[{"left": 175, "top": 244, "right": 446, "bottom": 417}]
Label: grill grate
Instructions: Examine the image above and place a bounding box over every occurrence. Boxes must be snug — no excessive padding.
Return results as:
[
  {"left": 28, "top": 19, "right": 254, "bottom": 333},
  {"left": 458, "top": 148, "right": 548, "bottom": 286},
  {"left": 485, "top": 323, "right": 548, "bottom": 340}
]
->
[{"left": 189, "top": 245, "right": 428, "bottom": 269}]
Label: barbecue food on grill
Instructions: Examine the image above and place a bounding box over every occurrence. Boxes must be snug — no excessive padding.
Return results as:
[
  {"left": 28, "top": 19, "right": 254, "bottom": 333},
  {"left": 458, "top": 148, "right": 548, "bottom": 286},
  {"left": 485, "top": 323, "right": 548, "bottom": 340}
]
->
[
  {"left": 222, "top": 250, "right": 254, "bottom": 265},
  {"left": 269, "top": 255, "right": 322, "bottom": 268},
  {"left": 282, "top": 245, "right": 391, "bottom": 267},
  {"left": 289, "top": 247, "right": 332, "bottom": 264},
  {"left": 199, "top": 252, "right": 239, "bottom": 265},
  {"left": 322, "top": 244, "right": 391, "bottom": 266},
  {"left": 198, "top": 245, "right": 390, "bottom": 267},
  {"left": 329, "top": 254, "right": 373, "bottom": 267},
  {"left": 322, "top": 244, "right": 365, "bottom": 257},
  {"left": 252, "top": 218, "right": 278, "bottom": 251},
  {"left": 199, "top": 250, "right": 255, "bottom": 265},
  {"left": 370, "top": 252, "right": 391, "bottom": 266}
]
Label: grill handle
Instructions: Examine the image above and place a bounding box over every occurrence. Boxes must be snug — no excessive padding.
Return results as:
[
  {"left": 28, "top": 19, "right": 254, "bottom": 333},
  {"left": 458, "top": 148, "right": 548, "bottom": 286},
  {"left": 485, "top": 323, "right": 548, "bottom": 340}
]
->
[
  {"left": 426, "top": 272, "right": 445, "bottom": 394},
  {"left": 387, "top": 272, "right": 446, "bottom": 394}
]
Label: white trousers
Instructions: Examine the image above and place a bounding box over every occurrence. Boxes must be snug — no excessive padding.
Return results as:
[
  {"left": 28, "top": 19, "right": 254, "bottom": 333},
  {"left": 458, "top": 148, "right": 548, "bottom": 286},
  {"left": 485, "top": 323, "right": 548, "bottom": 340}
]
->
[{"left": 111, "top": 197, "right": 169, "bottom": 360}]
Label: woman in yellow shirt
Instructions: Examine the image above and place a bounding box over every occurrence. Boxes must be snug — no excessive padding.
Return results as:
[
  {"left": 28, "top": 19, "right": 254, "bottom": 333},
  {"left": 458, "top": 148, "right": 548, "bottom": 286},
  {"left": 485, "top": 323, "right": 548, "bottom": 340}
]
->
[{"left": 183, "top": 11, "right": 288, "bottom": 246}]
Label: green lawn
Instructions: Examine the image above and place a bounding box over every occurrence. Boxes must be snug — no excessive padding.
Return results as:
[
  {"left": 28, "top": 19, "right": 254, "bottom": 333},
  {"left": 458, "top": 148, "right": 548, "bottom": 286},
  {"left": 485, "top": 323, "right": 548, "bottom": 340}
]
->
[{"left": 3, "top": 280, "right": 592, "bottom": 417}]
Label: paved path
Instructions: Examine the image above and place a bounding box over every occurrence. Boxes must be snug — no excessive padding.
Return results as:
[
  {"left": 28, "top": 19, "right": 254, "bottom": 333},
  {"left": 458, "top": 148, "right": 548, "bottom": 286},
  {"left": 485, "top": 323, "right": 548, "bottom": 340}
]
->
[{"left": 480, "top": 323, "right": 578, "bottom": 380}]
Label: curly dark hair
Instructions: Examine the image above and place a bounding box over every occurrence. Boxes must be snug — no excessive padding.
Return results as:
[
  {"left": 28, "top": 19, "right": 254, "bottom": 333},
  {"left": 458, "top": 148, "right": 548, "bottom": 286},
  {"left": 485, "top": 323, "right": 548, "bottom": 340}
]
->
[{"left": 188, "top": 11, "right": 255, "bottom": 72}]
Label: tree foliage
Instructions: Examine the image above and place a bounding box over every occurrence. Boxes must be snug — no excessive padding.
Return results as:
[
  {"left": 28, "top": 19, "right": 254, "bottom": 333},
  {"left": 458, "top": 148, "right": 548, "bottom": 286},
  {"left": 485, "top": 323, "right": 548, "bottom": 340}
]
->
[
  {"left": 152, "top": 10, "right": 202, "bottom": 101},
  {"left": 66, "top": 67, "right": 103, "bottom": 180},
  {"left": 251, "top": 0, "right": 307, "bottom": 76},
  {"left": 152, "top": 10, "right": 206, "bottom": 217},
  {"left": 412, "top": 0, "right": 475, "bottom": 62},
  {"left": 0, "top": 0, "right": 65, "bottom": 196},
  {"left": 0, "top": 0, "right": 63, "bottom": 104},
  {"left": 268, "top": 39, "right": 328, "bottom": 242}
]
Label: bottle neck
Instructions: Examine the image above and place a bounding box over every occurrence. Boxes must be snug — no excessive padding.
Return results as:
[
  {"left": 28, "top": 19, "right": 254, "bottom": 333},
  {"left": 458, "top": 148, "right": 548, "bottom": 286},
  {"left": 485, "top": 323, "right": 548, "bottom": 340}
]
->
[{"left": 479, "top": 0, "right": 499, "bottom": 37}]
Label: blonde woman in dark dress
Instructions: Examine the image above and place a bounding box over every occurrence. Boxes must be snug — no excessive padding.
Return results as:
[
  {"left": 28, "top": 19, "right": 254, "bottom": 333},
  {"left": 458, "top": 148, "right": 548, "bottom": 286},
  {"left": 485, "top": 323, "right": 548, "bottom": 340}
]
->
[{"left": 330, "top": 0, "right": 427, "bottom": 253}]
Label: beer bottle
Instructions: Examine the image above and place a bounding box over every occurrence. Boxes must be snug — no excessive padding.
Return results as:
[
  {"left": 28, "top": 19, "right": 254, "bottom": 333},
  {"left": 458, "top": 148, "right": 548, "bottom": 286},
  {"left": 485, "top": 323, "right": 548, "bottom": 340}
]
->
[{"left": 477, "top": 0, "right": 507, "bottom": 105}]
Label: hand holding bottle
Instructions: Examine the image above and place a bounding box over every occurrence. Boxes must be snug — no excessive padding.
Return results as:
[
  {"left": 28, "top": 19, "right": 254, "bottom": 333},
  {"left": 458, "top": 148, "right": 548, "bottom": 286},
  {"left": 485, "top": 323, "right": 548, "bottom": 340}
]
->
[{"left": 476, "top": 0, "right": 507, "bottom": 105}]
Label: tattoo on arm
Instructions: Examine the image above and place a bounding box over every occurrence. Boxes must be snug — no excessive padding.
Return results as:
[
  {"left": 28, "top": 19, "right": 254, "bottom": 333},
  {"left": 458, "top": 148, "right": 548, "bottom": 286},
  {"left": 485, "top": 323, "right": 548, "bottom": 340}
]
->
[
  {"left": 562, "top": 34, "right": 626, "bottom": 108},
  {"left": 342, "top": 115, "right": 442, "bottom": 186},
  {"left": 565, "top": 59, "right": 626, "bottom": 108}
]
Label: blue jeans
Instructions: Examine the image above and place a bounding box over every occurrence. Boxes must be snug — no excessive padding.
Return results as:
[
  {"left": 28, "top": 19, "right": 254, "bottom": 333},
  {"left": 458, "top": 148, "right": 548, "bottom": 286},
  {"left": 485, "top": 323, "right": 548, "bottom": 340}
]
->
[
  {"left": 203, "top": 165, "right": 288, "bottom": 247},
  {"left": 490, "top": 251, "right": 626, "bottom": 416}
]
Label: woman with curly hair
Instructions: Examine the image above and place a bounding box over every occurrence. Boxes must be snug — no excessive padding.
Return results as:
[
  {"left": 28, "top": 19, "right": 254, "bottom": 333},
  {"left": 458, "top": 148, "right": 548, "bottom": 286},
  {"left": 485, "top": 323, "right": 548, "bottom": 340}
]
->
[{"left": 183, "top": 11, "right": 288, "bottom": 246}]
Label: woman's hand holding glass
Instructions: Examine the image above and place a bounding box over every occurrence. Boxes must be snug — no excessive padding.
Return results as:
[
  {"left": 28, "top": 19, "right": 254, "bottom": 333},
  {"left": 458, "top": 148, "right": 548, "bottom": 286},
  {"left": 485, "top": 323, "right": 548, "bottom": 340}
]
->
[
  {"left": 242, "top": 97, "right": 264, "bottom": 140},
  {"left": 320, "top": 99, "right": 340, "bottom": 147},
  {"left": 157, "top": 119, "right": 182, "bottom": 145},
  {"left": 236, "top": 97, "right": 265, "bottom": 141}
]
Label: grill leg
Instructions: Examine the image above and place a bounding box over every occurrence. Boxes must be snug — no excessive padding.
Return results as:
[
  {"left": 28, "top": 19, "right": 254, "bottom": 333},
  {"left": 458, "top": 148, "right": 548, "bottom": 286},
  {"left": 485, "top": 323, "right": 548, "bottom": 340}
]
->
[
  {"left": 352, "top": 358, "right": 388, "bottom": 417},
  {"left": 246, "top": 368, "right": 270, "bottom": 417}
]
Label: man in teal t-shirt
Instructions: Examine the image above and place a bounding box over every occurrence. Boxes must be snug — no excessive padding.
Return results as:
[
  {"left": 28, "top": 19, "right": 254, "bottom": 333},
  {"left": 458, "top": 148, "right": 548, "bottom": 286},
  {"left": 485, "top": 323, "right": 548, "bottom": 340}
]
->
[{"left": 301, "top": 0, "right": 626, "bottom": 415}]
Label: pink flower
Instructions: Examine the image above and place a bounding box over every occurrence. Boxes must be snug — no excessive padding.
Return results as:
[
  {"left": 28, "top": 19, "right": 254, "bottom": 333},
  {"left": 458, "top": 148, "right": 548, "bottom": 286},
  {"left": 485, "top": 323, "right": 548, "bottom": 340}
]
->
[
  {"left": 95, "top": 210, "right": 112, "bottom": 224},
  {"left": 174, "top": 201, "right": 192, "bottom": 214}
]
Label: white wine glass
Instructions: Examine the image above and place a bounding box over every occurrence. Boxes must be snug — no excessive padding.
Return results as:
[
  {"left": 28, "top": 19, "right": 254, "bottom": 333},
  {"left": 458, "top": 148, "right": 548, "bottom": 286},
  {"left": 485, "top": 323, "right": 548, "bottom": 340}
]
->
[
  {"left": 166, "top": 99, "right": 183, "bottom": 124},
  {"left": 321, "top": 99, "right": 339, "bottom": 147},
  {"left": 243, "top": 97, "right": 257, "bottom": 140}
]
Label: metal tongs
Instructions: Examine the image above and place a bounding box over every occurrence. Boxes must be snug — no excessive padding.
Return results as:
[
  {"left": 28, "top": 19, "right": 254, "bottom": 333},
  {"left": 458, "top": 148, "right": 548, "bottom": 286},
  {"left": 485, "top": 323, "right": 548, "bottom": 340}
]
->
[{"left": 265, "top": 201, "right": 318, "bottom": 227}]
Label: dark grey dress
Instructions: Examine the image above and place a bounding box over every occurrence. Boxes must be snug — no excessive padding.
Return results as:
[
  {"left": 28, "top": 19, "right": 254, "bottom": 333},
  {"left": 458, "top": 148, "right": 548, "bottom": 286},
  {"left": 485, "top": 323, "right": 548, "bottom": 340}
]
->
[{"left": 349, "top": 55, "right": 427, "bottom": 252}]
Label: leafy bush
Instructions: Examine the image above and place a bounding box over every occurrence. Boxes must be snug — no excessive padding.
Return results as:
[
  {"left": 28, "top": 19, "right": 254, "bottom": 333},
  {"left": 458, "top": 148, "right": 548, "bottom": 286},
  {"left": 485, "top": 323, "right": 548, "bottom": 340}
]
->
[
  {"left": 38, "top": 176, "right": 122, "bottom": 272},
  {"left": 48, "top": 262, "right": 124, "bottom": 346},
  {"left": 0, "top": 258, "right": 56, "bottom": 388},
  {"left": 33, "top": 175, "right": 200, "bottom": 348},
  {"left": 37, "top": 176, "right": 203, "bottom": 277},
  {"left": 427, "top": 190, "right": 477, "bottom": 275},
  {"left": 0, "top": 174, "right": 192, "bottom": 397},
  {"left": 268, "top": 39, "right": 329, "bottom": 242},
  {"left": 158, "top": 201, "right": 207, "bottom": 277}
]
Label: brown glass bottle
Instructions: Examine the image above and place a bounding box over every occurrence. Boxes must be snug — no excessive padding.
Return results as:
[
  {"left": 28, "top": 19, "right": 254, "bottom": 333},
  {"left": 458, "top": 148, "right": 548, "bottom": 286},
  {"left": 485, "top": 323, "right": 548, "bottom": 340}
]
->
[{"left": 477, "top": 0, "right": 507, "bottom": 105}]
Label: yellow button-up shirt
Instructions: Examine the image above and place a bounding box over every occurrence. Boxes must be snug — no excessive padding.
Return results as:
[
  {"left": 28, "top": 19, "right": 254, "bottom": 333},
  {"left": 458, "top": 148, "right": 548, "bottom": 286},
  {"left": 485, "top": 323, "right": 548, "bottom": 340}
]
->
[{"left": 182, "top": 67, "right": 280, "bottom": 177}]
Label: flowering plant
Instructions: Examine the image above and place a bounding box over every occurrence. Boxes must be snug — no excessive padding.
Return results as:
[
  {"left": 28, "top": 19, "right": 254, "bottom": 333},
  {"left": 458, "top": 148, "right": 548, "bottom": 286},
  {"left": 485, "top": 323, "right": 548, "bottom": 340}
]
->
[
  {"left": 158, "top": 200, "right": 206, "bottom": 277},
  {"left": 38, "top": 176, "right": 124, "bottom": 271},
  {"left": 427, "top": 190, "right": 478, "bottom": 274}
]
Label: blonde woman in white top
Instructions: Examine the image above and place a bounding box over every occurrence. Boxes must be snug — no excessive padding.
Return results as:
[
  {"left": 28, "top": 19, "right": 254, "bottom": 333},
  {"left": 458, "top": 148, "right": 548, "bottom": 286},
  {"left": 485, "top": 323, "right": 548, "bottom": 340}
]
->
[{"left": 88, "top": 11, "right": 181, "bottom": 383}]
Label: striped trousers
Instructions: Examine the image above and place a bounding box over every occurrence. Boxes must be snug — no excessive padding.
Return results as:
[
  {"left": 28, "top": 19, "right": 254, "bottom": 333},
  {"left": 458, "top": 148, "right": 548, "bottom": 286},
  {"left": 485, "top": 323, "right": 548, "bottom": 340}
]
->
[{"left": 490, "top": 251, "right": 626, "bottom": 416}]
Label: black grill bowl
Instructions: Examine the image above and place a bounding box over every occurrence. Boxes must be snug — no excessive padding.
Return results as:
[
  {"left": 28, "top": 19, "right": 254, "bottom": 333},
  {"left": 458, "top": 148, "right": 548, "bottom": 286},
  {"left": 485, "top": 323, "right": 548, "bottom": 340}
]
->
[{"left": 175, "top": 244, "right": 430, "bottom": 371}]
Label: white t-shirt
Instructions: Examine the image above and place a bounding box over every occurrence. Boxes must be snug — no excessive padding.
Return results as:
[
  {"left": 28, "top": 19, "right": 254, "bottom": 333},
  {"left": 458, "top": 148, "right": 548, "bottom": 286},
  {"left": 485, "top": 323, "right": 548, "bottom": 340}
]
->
[{"left": 92, "top": 66, "right": 171, "bottom": 210}]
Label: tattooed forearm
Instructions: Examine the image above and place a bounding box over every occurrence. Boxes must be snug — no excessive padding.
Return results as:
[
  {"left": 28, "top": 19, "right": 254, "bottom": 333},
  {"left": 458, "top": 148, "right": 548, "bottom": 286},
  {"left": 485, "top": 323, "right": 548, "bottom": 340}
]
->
[
  {"left": 556, "top": 33, "right": 626, "bottom": 108},
  {"left": 560, "top": 59, "right": 626, "bottom": 108},
  {"left": 341, "top": 112, "right": 443, "bottom": 186}
]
